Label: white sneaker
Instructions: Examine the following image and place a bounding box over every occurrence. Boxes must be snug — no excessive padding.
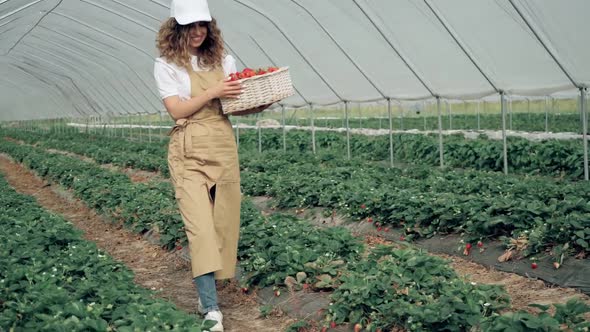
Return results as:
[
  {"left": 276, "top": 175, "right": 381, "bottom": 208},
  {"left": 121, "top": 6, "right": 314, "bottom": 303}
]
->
[{"left": 203, "top": 310, "right": 223, "bottom": 332}]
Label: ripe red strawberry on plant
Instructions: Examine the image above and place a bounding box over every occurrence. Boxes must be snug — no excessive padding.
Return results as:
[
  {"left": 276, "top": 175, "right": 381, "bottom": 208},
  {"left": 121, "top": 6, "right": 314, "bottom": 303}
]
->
[{"left": 463, "top": 243, "right": 472, "bottom": 256}]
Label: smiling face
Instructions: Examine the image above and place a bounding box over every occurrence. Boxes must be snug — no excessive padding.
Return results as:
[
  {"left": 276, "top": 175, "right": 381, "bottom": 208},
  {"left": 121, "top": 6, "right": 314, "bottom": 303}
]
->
[
  {"left": 156, "top": 17, "right": 224, "bottom": 70},
  {"left": 188, "top": 21, "right": 208, "bottom": 52}
]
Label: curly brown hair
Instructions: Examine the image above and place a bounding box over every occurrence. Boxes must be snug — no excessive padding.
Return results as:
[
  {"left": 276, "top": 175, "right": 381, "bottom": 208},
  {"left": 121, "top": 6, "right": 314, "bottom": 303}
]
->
[{"left": 156, "top": 18, "right": 225, "bottom": 70}]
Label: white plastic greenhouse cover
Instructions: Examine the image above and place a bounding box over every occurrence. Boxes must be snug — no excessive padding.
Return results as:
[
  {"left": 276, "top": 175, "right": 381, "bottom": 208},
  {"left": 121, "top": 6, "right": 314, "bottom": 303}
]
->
[{"left": 0, "top": 0, "right": 588, "bottom": 121}]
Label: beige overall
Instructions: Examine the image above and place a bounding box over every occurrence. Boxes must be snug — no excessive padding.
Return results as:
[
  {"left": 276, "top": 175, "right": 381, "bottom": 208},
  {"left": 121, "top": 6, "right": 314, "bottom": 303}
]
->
[{"left": 167, "top": 66, "right": 241, "bottom": 280}]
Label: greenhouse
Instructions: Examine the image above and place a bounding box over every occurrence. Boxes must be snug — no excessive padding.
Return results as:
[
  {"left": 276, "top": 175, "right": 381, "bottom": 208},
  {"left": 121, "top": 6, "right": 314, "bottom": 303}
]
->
[{"left": 1, "top": 0, "right": 589, "bottom": 331}]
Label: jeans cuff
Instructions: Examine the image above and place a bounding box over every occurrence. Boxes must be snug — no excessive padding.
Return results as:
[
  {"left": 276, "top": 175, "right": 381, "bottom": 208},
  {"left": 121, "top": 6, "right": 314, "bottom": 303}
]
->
[{"left": 203, "top": 305, "right": 220, "bottom": 313}]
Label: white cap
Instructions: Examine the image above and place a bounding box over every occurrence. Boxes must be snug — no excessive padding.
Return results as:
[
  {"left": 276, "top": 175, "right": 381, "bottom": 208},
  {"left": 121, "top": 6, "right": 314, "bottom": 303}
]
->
[{"left": 170, "top": 0, "right": 212, "bottom": 25}]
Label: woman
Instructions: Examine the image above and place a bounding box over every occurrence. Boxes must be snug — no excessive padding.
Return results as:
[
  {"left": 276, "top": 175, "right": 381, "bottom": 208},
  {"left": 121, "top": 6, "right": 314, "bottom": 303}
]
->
[{"left": 154, "top": 0, "right": 268, "bottom": 330}]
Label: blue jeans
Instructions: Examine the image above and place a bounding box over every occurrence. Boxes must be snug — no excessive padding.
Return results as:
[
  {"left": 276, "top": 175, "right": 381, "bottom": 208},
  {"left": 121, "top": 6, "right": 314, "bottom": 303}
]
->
[{"left": 193, "top": 272, "right": 219, "bottom": 312}]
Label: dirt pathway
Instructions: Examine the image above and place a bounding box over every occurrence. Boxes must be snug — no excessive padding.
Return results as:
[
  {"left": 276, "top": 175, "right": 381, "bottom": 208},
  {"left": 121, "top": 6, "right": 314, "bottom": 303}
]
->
[{"left": 0, "top": 154, "right": 294, "bottom": 332}]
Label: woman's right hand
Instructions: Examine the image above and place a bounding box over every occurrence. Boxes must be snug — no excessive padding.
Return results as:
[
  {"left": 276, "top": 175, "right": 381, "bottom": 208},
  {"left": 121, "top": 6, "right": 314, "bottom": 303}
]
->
[{"left": 207, "top": 78, "right": 242, "bottom": 99}]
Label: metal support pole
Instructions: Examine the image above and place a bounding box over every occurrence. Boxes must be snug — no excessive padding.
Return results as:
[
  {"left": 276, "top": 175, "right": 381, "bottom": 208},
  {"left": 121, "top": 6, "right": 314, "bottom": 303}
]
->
[
  {"left": 281, "top": 105, "right": 286, "bottom": 152},
  {"left": 120, "top": 115, "right": 125, "bottom": 138},
  {"left": 399, "top": 103, "right": 404, "bottom": 130},
  {"left": 235, "top": 116, "right": 240, "bottom": 149},
  {"left": 106, "top": 116, "right": 111, "bottom": 137},
  {"left": 448, "top": 101, "right": 452, "bottom": 130},
  {"left": 477, "top": 101, "right": 481, "bottom": 130},
  {"left": 437, "top": 97, "right": 444, "bottom": 167},
  {"left": 310, "top": 103, "right": 316, "bottom": 154},
  {"left": 545, "top": 97, "right": 549, "bottom": 132},
  {"left": 148, "top": 113, "right": 152, "bottom": 143},
  {"left": 463, "top": 101, "right": 467, "bottom": 129},
  {"left": 257, "top": 113, "right": 262, "bottom": 153},
  {"left": 501, "top": 92, "right": 508, "bottom": 175},
  {"left": 527, "top": 98, "right": 531, "bottom": 127},
  {"left": 580, "top": 88, "right": 588, "bottom": 181},
  {"left": 422, "top": 100, "right": 427, "bottom": 131},
  {"left": 482, "top": 100, "right": 486, "bottom": 129},
  {"left": 358, "top": 102, "right": 362, "bottom": 129},
  {"left": 159, "top": 112, "right": 163, "bottom": 141},
  {"left": 138, "top": 114, "right": 143, "bottom": 142},
  {"left": 345, "top": 101, "right": 350, "bottom": 160},
  {"left": 508, "top": 97, "right": 513, "bottom": 131},
  {"left": 127, "top": 115, "right": 133, "bottom": 139},
  {"left": 387, "top": 98, "right": 393, "bottom": 167}
]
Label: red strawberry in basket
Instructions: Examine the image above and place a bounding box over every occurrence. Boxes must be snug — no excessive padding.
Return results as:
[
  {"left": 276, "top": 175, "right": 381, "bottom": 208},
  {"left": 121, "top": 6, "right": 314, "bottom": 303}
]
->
[
  {"left": 267, "top": 66, "right": 279, "bottom": 72},
  {"left": 242, "top": 68, "right": 255, "bottom": 78}
]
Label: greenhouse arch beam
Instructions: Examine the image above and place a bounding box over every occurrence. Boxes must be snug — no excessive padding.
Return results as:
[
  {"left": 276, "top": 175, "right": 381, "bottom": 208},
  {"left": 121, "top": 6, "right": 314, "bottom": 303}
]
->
[
  {"left": 0, "top": 0, "right": 44, "bottom": 21},
  {"left": 12, "top": 60, "right": 98, "bottom": 118},
  {"left": 508, "top": 0, "right": 580, "bottom": 89},
  {"left": 2, "top": 62, "right": 73, "bottom": 115},
  {"left": 291, "top": 0, "right": 387, "bottom": 99},
  {"left": 39, "top": 25, "right": 160, "bottom": 102},
  {"left": 51, "top": 11, "right": 154, "bottom": 59},
  {"left": 20, "top": 43, "right": 127, "bottom": 115},
  {"left": 28, "top": 35, "right": 146, "bottom": 115},
  {"left": 16, "top": 48, "right": 120, "bottom": 116},
  {"left": 353, "top": 0, "right": 436, "bottom": 98},
  {"left": 233, "top": 0, "right": 343, "bottom": 101},
  {"left": 79, "top": 0, "right": 158, "bottom": 32},
  {"left": 423, "top": 0, "right": 500, "bottom": 94},
  {"left": 5, "top": 0, "right": 63, "bottom": 55}
]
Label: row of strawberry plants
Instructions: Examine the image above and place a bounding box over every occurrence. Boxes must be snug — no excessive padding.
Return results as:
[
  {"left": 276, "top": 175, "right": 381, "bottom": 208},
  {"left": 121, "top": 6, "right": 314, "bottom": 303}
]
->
[
  {"left": 4, "top": 126, "right": 588, "bottom": 179},
  {"left": 4, "top": 130, "right": 589, "bottom": 257},
  {"left": 5, "top": 129, "right": 589, "bottom": 203},
  {"left": 236, "top": 129, "right": 588, "bottom": 180},
  {"left": 0, "top": 173, "right": 206, "bottom": 331},
  {"left": 239, "top": 151, "right": 590, "bottom": 257},
  {"left": 328, "top": 246, "right": 590, "bottom": 332},
  {"left": 3, "top": 137, "right": 588, "bottom": 331}
]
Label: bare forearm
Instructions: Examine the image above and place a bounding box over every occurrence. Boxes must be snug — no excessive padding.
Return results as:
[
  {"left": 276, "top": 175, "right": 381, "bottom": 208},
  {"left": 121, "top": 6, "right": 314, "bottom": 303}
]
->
[{"left": 164, "top": 91, "right": 214, "bottom": 120}]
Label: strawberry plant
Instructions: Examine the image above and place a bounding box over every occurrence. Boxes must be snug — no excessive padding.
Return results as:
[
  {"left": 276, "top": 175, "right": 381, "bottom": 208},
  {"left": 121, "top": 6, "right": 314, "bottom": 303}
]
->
[
  {"left": 0, "top": 175, "right": 206, "bottom": 331},
  {"left": 328, "top": 246, "right": 509, "bottom": 331}
]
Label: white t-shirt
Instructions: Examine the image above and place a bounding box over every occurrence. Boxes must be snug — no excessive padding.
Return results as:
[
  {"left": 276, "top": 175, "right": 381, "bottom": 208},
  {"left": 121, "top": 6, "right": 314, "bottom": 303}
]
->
[{"left": 153, "top": 54, "right": 237, "bottom": 100}]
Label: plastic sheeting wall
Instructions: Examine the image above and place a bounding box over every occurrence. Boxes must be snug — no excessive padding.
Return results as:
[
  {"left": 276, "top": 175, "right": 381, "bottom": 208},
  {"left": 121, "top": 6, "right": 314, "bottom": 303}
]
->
[{"left": 0, "top": 0, "right": 588, "bottom": 121}]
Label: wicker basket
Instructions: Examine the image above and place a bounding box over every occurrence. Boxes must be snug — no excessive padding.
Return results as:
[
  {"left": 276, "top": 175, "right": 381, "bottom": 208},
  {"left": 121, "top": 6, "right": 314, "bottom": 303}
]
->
[{"left": 220, "top": 67, "right": 294, "bottom": 114}]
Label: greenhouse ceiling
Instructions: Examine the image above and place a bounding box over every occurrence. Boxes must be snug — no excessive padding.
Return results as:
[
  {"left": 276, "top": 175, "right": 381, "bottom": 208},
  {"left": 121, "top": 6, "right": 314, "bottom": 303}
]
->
[{"left": 0, "top": 0, "right": 588, "bottom": 121}]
